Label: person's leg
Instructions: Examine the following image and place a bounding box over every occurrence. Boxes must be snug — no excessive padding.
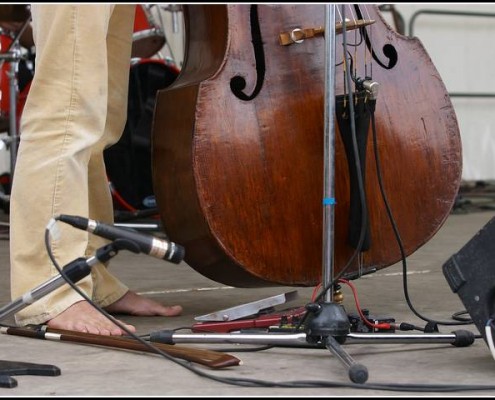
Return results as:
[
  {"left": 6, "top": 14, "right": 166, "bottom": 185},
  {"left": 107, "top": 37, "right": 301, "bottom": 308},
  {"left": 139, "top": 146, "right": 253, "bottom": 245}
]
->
[
  {"left": 82, "top": 3, "right": 183, "bottom": 318},
  {"left": 10, "top": 4, "right": 135, "bottom": 334},
  {"left": 42, "top": 4, "right": 181, "bottom": 331}
]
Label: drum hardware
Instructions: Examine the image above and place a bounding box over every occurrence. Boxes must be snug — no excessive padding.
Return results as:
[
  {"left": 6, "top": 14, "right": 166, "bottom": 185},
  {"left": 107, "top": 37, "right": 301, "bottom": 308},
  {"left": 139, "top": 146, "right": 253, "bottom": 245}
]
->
[
  {"left": 0, "top": 16, "right": 32, "bottom": 210},
  {"left": 0, "top": 51, "right": 22, "bottom": 152},
  {"left": 131, "top": 4, "right": 166, "bottom": 59},
  {"left": 145, "top": 4, "right": 183, "bottom": 66},
  {"left": 113, "top": 221, "right": 161, "bottom": 232},
  {"left": 159, "top": 4, "right": 183, "bottom": 34},
  {"left": 104, "top": 58, "right": 179, "bottom": 225}
]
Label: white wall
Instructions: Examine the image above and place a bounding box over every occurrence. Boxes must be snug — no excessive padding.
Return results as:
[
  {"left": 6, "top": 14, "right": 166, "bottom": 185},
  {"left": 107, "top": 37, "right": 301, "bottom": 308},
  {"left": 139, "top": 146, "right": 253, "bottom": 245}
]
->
[{"left": 381, "top": 3, "right": 495, "bottom": 181}]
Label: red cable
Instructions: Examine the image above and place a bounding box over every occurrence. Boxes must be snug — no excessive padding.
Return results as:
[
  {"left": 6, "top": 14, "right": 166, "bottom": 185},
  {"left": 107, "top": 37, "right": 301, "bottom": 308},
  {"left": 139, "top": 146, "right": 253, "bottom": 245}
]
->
[
  {"left": 338, "top": 278, "right": 394, "bottom": 331},
  {"left": 311, "top": 282, "right": 322, "bottom": 302},
  {"left": 108, "top": 179, "right": 138, "bottom": 212}
]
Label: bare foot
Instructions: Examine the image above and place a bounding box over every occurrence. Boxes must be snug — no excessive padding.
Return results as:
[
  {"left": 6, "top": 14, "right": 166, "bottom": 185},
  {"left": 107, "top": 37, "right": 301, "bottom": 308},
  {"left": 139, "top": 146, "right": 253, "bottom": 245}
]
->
[
  {"left": 47, "top": 300, "right": 136, "bottom": 336},
  {"left": 103, "top": 290, "right": 183, "bottom": 317}
]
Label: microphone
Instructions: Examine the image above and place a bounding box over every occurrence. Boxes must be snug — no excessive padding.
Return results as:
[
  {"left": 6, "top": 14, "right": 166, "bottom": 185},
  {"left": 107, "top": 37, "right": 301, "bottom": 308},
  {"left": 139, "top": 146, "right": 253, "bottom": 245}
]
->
[{"left": 56, "top": 214, "right": 185, "bottom": 264}]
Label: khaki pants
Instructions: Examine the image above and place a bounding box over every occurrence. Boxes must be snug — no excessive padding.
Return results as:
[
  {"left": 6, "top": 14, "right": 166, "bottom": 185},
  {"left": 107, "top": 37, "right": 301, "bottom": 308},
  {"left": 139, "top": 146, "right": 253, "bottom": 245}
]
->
[{"left": 10, "top": 4, "right": 136, "bottom": 326}]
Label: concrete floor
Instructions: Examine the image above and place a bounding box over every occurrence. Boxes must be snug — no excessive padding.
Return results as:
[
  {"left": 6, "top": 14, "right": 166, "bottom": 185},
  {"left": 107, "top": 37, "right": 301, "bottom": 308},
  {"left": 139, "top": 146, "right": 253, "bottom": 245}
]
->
[{"left": 0, "top": 207, "right": 495, "bottom": 396}]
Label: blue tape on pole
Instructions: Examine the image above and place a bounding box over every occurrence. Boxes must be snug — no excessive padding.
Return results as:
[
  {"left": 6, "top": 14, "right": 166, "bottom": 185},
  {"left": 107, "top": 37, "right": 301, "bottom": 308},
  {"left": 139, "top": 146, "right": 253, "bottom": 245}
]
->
[{"left": 323, "top": 197, "right": 336, "bottom": 205}]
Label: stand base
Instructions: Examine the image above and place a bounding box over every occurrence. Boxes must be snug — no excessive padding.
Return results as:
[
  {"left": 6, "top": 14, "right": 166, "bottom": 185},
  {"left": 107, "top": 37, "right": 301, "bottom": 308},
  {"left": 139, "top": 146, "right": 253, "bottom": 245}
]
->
[
  {"left": 0, "top": 360, "right": 61, "bottom": 388},
  {"left": 305, "top": 302, "right": 368, "bottom": 383},
  {"left": 186, "top": 297, "right": 477, "bottom": 384}
]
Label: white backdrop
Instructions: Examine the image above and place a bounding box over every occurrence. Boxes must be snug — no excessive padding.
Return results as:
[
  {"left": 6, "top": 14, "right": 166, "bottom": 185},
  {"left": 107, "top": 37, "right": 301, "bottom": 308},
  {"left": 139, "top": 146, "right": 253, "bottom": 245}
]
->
[{"left": 375, "top": 3, "right": 495, "bottom": 181}]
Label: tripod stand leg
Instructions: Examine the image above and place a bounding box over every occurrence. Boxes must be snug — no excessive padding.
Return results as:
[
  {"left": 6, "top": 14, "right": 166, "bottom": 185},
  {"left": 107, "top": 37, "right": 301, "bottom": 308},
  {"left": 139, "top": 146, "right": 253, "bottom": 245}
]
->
[
  {"left": 345, "top": 330, "right": 475, "bottom": 346},
  {"left": 304, "top": 302, "right": 369, "bottom": 383},
  {"left": 325, "top": 335, "right": 368, "bottom": 384},
  {"left": 0, "top": 374, "right": 16, "bottom": 388},
  {"left": 0, "top": 360, "right": 61, "bottom": 388},
  {"left": 151, "top": 327, "right": 476, "bottom": 386}
]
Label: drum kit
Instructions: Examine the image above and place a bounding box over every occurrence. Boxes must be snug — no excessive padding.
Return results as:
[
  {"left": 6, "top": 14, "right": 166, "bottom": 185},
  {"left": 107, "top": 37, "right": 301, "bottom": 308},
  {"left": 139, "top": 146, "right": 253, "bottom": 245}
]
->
[
  {"left": 106, "top": 4, "right": 181, "bottom": 220},
  {"left": 0, "top": 4, "right": 183, "bottom": 217}
]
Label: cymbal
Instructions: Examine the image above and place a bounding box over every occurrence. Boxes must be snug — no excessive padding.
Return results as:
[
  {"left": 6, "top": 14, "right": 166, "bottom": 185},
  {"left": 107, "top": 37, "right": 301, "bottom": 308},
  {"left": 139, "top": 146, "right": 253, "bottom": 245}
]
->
[{"left": 0, "top": 5, "right": 30, "bottom": 22}]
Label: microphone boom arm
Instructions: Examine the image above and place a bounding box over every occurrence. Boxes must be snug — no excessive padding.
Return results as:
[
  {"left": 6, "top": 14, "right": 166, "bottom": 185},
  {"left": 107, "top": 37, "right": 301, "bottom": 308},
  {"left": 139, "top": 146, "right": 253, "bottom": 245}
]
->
[{"left": 0, "top": 242, "right": 126, "bottom": 322}]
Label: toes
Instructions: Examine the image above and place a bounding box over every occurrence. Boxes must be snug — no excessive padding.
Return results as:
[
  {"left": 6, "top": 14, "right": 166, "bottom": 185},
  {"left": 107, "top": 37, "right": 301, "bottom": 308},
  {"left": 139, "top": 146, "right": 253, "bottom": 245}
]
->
[{"left": 163, "top": 305, "right": 182, "bottom": 316}]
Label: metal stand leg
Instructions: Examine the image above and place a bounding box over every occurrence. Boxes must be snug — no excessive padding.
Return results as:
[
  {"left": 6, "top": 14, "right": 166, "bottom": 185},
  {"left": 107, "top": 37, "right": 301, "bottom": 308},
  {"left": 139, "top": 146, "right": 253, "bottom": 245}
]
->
[
  {"left": 152, "top": 315, "right": 475, "bottom": 384},
  {"left": 157, "top": 327, "right": 475, "bottom": 348},
  {"left": 0, "top": 360, "right": 60, "bottom": 388},
  {"left": 325, "top": 335, "right": 368, "bottom": 384},
  {"left": 305, "top": 302, "right": 368, "bottom": 383}
]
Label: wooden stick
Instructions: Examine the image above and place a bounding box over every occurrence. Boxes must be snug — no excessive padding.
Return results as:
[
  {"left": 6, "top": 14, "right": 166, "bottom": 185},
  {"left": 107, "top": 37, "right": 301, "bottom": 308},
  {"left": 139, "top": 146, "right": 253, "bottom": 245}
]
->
[{"left": 0, "top": 326, "right": 241, "bottom": 370}]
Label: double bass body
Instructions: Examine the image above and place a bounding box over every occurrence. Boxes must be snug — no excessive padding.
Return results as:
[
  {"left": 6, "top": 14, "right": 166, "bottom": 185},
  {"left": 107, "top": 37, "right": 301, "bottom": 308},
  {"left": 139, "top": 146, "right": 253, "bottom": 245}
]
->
[{"left": 152, "top": 4, "right": 462, "bottom": 287}]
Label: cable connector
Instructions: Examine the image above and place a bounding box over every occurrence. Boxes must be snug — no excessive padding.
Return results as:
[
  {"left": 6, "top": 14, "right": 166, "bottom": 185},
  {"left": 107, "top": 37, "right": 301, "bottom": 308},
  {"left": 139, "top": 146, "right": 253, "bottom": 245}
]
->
[
  {"left": 348, "top": 313, "right": 396, "bottom": 333},
  {"left": 397, "top": 322, "right": 417, "bottom": 331},
  {"left": 149, "top": 329, "right": 175, "bottom": 345}
]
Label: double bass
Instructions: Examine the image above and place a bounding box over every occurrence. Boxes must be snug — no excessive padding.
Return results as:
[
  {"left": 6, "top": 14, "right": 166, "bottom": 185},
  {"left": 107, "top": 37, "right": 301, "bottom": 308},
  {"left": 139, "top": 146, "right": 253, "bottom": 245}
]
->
[{"left": 151, "top": 4, "right": 462, "bottom": 287}]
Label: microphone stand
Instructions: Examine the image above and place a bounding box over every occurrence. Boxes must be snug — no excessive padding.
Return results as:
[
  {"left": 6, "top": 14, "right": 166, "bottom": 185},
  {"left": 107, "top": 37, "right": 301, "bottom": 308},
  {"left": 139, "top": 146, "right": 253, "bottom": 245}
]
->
[
  {"left": 0, "top": 240, "right": 137, "bottom": 322},
  {"left": 0, "top": 240, "right": 136, "bottom": 388},
  {"left": 309, "top": 3, "right": 371, "bottom": 383},
  {"left": 0, "top": 236, "right": 240, "bottom": 387}
]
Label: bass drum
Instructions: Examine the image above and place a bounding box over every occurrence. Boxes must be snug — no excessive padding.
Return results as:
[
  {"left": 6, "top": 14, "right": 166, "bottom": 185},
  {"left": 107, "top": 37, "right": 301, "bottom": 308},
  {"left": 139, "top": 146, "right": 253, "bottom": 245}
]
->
[{"left": 105, "top": 58, "right": 179, "bottom": 212}]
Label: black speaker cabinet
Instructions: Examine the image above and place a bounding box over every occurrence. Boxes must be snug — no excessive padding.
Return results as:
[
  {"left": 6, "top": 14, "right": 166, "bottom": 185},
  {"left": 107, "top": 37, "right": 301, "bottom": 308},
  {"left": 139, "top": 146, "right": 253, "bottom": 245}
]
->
[{"left": 442, "top": 217, "right": 495, "bottom": 346}]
